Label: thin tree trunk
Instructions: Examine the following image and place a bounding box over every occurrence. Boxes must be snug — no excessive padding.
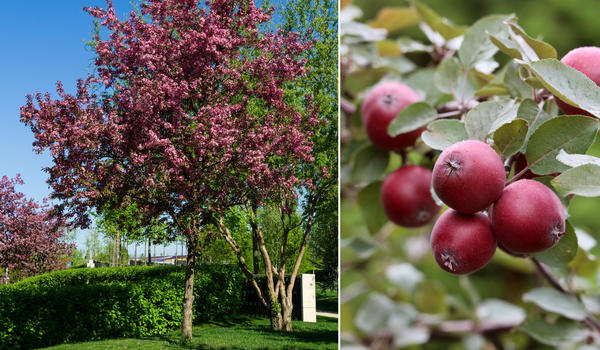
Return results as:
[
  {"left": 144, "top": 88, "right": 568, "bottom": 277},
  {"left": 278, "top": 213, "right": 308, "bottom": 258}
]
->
[
  {"left": 252, "top": 232, "right": 260, "bottom": 274},
  {"left": 148, "top": 238, "right": 152, "bottom": 265},
  {"left": 144, "top": 239, "right": 147, "bottom": 265},
  {"left": 181, "top": 240, "right": 196, "bottom": 342},
  {"left": 134, "top": 243, "right": 138, "bottom": 266},
  {"left": 175, "top": 239, "right": 178, "bottom": 263},
  {"left": 3, "top": 267, "right": 8, "bottom": 284}
]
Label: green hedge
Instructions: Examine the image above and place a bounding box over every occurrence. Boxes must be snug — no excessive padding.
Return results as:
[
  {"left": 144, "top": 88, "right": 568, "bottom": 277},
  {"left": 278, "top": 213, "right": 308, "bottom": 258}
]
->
[{"left": 0, "top": 264, "right": 243, "bottom": 349}]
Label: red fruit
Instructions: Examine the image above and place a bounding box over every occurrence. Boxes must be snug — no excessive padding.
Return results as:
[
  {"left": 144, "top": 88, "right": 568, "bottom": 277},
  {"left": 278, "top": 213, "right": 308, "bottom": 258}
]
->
[
  {"left": 491, "top": 179, "right": 565, "bottom": 254},
  {"left": 430, "top": 209, "right": 497, "bottom": 274},
  {"left": 381, "top": 165, "right": 441, "bottom": 227},
  {"left": 432, "top": 140, "right": 506, "bottom": 214},
  {"left": 555, "top": 46, "right": 600, "bottom": 117},
  {"left": 361, "top": 81, "right": 423, "bottom": 151}
]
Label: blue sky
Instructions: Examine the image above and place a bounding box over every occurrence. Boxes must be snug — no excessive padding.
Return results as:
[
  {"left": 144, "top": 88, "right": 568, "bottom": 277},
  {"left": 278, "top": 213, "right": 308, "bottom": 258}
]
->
[{"left": 0, "top": 0, "right": 288, "bottom": 256}]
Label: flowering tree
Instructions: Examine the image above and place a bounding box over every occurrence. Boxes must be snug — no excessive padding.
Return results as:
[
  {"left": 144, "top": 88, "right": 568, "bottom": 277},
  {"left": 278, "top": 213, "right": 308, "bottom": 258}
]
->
[
  {"left": 0, "top": 175, "right": 72, "bottom": 283},
  {"left": 20, "top": 0, "right": 319, "bottom": 341}
]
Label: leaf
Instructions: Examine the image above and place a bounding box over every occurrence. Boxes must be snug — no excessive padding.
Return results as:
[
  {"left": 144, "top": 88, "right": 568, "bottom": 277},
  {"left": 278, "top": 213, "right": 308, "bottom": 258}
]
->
[
  {"left": 421, "top": 119, "right": 468, "bottom": 150},
  {"left": 396, "top": 37, "right": 433, "bottom": 54},
  {"left": 552, "top": 164, "right": 600, "bottom": 197},
  {"left": 465, "top": 99, "right": 518, "bottom": 140},
  {"left": 405, "top": 68, "right": 446, "bottom": 105},
  {"left": 434, "top": 57, "right": 464, "bottom": 96},
  {"left": 520, "top": 318, "right": 587, "bottom": 346},
  {"left": 508, "top": 22, "right": 557, "bottom": 59},
  {"left": 413, "top": 1, "right": 467, "bottom": 40},
  {"left": 386, "top": 263, "right": 424, "bottom": 292},
  {"left": 526, "top": 115, "right": 598, "bottom": 175},
  {"left": 525, "top": 59, "right": 600, "bottom": 118},
  {"left": 354, "top": 293, "right": 396, "bottom": 333},
  {"left": 556, "top": 149, "right": 600, "bottom": 168},
  {"left": 367, "top": 7, "right": 420, "bottom": 33},
  {"left": 523, "top": 287, "right": 587, "bottom": 320},
  {"left": 475, "top": 83, "right": 510, "bottom": 97},
  {"left": 534, "top": 221, "right": 578, "bottom": 268},
  {"left": 341, "top": 21, "right": 388, "bottom": 43},
  {"left": 341, "top": 236, "right": 377, "bottom": 260},
  {"left": 351, "top": 145, "right": 390, "bottom": 183},
  {"left": 517, "top": 98, "right": 553, "bottom": 151},
  {"left": 488, "top": 32, "right": 522, "bottom": 60},
  {"left": 459, "top": 14, "right": 513, "bottom": 68},
  {"left": 504, "top": 61, "right": 532, "bottom": 98},
  {"left": 414, "top": 281, "right": 446, "bottom": 314},
  {"left": 376, "top": 40, "right": 402, "bottom": 57},
  {"left": 493, "top": 118, "right": 528, "bottom": 159},
  {"left": 476, "top": 299, "right": 526, "bottom": 326},
  {"left": 387, "top": 102, "right": 437, "bottom": 137},
  {"left": 358, "top": 181, "right": 388, "bottom": 234}
]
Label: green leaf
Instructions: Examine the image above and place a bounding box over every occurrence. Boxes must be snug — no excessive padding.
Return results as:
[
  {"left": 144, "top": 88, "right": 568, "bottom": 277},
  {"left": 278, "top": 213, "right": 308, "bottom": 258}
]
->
[
  {"left": 504, "top": 61, "right": 532, "bottom": 98},
  {"left": 405, "top": 68, "right": 447, "bottom": 105},
  {"left": 459, "top": 14, "right": 513, "bottom": 68},
  {"left": 414, "top": 281, "right": 446, "bottom": 314},
  {"left": 534, "top": 221, "right": 578, "bottom": 268},
  {"left": 476, "top": 299, "right": 525, "bottom": 326},
  {"left": 434, "top": 57, "right": 464, "bottom": 96},
  {"left": 520, "top": 318, "right": 587, "bottom": 346},
  {"left": 465, "top": 99, "right": 518, "bottom": 141},
  {"left": 351, "top": 145, "right": 390, "bottom": 183},
  {"left": 421, "top": 119, "right": 468, "bottom": 150},
  {"left": 386, "top": 263, "right": 423, "bottom": 292},
  {"left": 556, "top": 149, "right": 600, "bottom": 168},
  {"left": 341, "top": 236, "right": 377, "bottom": 260},
  {"left": 396, "top": 37, "right": 433, "bottom": 54},
  {"left": 388, "top": 102, "right": 437, "bottom": 137},
  {"left": 354, "top": 293, "right": 396, "bottom": 333},
  {"left": 526, "top": 115, "right": 598, "bottom": 175},
  {"left": 413, "top": 1, "right": 467, "bottom": 40},
  {"left": 368, "top": 7, "right": 420, "bottom": 33},
  {"left": 523, "top": 287, "right": 587, "bottom": 320},
  {"left": 525, "top": 59, "right": 600, "bottom": 117},
  {"left": 508, "top": 22, "right": 557, "bottom": 59},
  {"left": 493, "top": 118, "right": 528, "bottom": 159},
  {"left": 487, "top": 32, "right": 522, "bottom": 60},
  {"left": 517, "top": 98, "right": 554, "bottom": 152},
  {"left": 358, "top": 181, "right": 388, "bottom": 234},
  {"left": 474, "top": 83, "right": 511, "bottom": 97},
  {"left": 552, "top": 163, "right": 600, "bottom": 197}
]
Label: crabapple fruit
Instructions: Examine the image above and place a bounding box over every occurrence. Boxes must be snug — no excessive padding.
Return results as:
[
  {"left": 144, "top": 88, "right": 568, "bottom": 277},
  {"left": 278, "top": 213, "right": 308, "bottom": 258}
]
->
[
  {"left": 432, "top": 140, "right": 506, "bottom": 214},
  {"left": 491, "top": 179, "right": 565, "bottom": 254},
  {"left": 430, "top": 209, "right": 496, "bottom": 274},
  {"left": 555, "top": 46, "right": 600, "bottom": 117},
  {"left": 361, "top": 81, "right": 423, "bottom": 151},
  {"left": 381, "top": 165, "right": 441, "bottom": 227}
]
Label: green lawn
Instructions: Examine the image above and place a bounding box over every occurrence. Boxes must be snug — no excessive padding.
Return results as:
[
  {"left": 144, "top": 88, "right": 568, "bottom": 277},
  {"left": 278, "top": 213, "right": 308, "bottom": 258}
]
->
[
  {"left": 316, "top": 287, "right": 338, "bottom": 313},
  {"left": 40, "top": 316, "right": 338, "bottom": 350}
]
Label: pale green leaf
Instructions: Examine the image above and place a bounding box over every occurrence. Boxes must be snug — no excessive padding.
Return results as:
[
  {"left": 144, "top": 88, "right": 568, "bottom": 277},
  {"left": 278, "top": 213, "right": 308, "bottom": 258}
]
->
[
  {"left": 388, "top": 102, "right": 437, "bottom": 137},
  {"left": 525, "top": 59, "right": 600, "bottom": 118},
  {"left": 465, "top": 99, "right": 518, "bottom": 140},
  {"left": 556, "top": 149, "right": 600, "bottom": 168},
  {"left": 523, "top": 287, "right": 587, "bottom": 320},
  {"left": 525, "top": 115, "right": 598, "bottom": 175},
  {"left": 493, "top": 118, "right": 528, "bottom": 159},
  {"left": 508, "top": 22, "right": 557, "bottom": 59},
  {"left": 368, "top": 7, "right": 420, "bottom": 33},
  {"left": 534, "top": 221, "right": 578, "bottom": 268},
  {"left": 358, "top": 181, "right": 388, "bottom": 234},
  {"left": 413, "top": 1, "right": 467, "bottom": 40},
  {"left": 458, "top": 14, "right": 514, "bottom": 68},
  {"left": 520, "top": 318, "right": 587, "bottom": 346},
  {"left": 552, "top": 163, "right": 600, "bottom": 197},
  {"left": 421, "top": 119, "right": 468, "bottom": 150},
  {"left": 351, "top": 145, "right": 390, "bottom": 183}
]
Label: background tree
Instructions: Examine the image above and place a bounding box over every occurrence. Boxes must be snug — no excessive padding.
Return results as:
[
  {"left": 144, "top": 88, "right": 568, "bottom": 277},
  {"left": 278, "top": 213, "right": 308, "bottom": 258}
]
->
[
  {"left": 0, "top": 175, "right": 73, "bottom": 283},
  {"left": 21, "top": 0, "right": 319, "bottom": 341}
]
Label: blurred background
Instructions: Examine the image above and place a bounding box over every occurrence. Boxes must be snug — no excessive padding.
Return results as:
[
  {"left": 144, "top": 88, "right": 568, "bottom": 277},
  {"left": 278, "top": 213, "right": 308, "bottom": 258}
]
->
[{"left": 340, "top": 0, "right": 600, "bottom": 349}]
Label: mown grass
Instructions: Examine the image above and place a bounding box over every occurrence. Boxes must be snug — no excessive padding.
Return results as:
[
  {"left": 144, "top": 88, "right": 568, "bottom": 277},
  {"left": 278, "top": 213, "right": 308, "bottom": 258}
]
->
[{"left": 40, "top": 316, "right": 338, "bottom": 350}]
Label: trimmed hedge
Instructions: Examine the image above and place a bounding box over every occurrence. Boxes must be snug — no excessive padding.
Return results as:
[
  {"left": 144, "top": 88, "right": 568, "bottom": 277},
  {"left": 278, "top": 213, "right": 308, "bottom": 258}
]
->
[{"left": 0, "top": 264, "right": 243, "bottom": 349}]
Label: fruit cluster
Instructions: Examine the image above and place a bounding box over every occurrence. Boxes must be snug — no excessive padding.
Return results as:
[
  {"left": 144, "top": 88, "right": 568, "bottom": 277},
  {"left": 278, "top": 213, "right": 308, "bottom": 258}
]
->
[{"left": 362, "top": 81, "right": 567, "bottom": 276}]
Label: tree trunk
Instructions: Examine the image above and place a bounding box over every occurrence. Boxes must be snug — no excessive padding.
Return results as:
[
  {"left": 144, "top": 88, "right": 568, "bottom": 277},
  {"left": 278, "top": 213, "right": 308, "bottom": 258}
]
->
[
  {"left": 252, "top": 233, "right": 260, "bottom": 274},
  {"left": 134, "top": 243, "right": 138, "bottom": 266},
  {"left": 148, "top": 238, "right": 152, "bottom": 265},
  {"left": 175, "top": 239, "right": 178, "bottom": 262},
  {"left": 181, "top": 243, "right": 196, "bottom": 342},
  {"left": 3, "top": 267, "right": 8, "bottom": 284},
  {"left": 144, "top": 239, "right": 147, "bottom": 265}
]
